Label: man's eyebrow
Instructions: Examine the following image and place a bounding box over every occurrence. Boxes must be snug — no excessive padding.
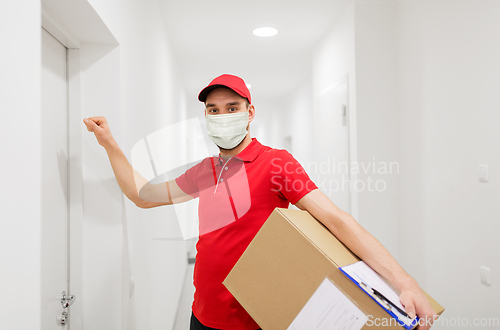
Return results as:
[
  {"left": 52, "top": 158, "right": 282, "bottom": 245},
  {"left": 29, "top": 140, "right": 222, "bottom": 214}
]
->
[{"left": 205, "top": 101, "right": 241, "bottom": 108}]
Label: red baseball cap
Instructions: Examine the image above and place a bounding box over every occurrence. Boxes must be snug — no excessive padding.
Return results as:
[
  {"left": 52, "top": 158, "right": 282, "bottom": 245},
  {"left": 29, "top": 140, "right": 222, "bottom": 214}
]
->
[{"left": 198, "top": 74, "right": 251, "bottom": 104}]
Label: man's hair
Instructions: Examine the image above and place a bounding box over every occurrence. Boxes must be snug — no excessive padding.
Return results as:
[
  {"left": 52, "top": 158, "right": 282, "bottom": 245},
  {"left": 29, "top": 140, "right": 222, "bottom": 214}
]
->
[{"left": 205, "top": 86, "right": 250, "bottom": 108}]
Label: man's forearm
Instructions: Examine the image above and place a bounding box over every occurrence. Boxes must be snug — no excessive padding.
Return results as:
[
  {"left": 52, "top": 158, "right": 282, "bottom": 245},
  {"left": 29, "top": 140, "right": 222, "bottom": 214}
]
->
[
  {"left": 104, "top": 140, "right": 147, "bottom": 206},
  {"left": 329, "top": 210, "right": 419, "bottom": 292}
]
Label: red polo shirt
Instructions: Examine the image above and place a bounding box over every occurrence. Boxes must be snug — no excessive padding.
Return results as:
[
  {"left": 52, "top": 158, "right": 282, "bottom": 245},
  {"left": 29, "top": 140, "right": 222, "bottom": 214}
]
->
[{"left": 175, "top": 137, "right": 318, "bottom": 329}]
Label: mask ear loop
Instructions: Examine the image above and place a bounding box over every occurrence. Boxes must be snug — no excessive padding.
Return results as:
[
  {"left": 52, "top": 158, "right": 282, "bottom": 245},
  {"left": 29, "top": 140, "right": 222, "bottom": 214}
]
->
[{"left": 214, "top": 156, "right": 233, "bottom": 193}]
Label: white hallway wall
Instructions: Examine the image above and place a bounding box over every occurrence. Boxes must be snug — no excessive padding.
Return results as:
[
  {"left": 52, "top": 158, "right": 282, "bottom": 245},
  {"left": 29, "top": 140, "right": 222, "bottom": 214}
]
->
[
  {"left": 397, "top": 0, "right": 500, "bottom": 325},
  {"left": 354, "top": 2, "right": 399, "bottom": 258},
  {"left": 0, "top": 1, "right": 42, "bottom": 329}
]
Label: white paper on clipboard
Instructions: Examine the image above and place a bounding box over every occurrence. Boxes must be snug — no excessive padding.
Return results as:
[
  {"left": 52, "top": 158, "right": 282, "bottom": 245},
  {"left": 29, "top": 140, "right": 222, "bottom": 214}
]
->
[
  {"left": 340, "top": 261, "right": 405, "bottom": 312},
  {"left": 287, "top": 278, "right": 367, "bottom": 330}
]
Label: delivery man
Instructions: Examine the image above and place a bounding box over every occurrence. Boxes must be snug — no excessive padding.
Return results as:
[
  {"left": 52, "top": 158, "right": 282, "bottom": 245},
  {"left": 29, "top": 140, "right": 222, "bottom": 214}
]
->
[{"left": 83, "top": 74, "right": 437, "bottom": 330}]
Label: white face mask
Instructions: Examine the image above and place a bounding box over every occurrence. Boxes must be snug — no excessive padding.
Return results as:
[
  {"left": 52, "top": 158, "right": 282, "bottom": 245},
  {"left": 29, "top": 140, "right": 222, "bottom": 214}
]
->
[{"left": 205, "top": 111, "right": 249, "bottom": 149}]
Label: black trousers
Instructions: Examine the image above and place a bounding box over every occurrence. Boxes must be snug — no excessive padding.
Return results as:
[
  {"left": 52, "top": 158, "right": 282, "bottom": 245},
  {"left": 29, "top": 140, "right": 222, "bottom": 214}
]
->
[{"left": 190, "top": 312, "right": 261, "bottom": 330}]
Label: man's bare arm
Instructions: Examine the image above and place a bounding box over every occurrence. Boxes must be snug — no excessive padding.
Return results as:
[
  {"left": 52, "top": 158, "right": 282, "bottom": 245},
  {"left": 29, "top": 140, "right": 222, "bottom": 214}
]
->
[
  {"left": 83, "top": 116, "right": 192, "bottom": 208},
  {"left": 138, "top": 179, "right": 193, "bottom": 208},
  {"left": 295, "top": 189, "right": 437, "bottom": 329}
]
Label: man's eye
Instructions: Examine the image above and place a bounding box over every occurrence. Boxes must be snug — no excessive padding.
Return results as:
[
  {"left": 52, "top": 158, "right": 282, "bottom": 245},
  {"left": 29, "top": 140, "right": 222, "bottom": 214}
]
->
[
  {"left": 209, "top": 109, "right": 217, "bottom": 113},
  {"left": 229, "top": 107, "right": 237, "bottom": 111}
]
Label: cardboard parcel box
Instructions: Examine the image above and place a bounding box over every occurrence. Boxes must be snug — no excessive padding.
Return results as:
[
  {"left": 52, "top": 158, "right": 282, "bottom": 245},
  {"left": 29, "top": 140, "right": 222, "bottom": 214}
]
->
[{"left": 223, "top": 208, "right": 444, "bottom": 329}]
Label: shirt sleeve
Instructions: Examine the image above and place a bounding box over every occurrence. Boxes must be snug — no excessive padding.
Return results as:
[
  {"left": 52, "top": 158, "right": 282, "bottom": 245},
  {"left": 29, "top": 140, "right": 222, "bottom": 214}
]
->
[
  {"left": 270, "top": 149, "right": 318, "bottom": 204},
  {"left": 175, "top": 161, "right": 202, "bottom": 198}
]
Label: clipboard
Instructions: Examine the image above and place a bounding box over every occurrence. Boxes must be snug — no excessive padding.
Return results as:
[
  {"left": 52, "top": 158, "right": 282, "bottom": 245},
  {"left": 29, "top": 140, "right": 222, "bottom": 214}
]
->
[{"left": 339, "top": 261, "right": 419, "bottom": 330}]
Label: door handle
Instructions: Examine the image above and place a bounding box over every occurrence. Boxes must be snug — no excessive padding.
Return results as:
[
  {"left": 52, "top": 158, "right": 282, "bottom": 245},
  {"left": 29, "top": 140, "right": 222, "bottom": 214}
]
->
[{"left": 61, "top": 291, "right": 75, "bottom": 308}]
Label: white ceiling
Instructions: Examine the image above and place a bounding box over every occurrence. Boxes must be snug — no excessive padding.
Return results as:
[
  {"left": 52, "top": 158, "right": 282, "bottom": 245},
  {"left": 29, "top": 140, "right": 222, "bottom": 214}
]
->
[{"left": 158, "top": 0, "right": 352, "bottom": 105}]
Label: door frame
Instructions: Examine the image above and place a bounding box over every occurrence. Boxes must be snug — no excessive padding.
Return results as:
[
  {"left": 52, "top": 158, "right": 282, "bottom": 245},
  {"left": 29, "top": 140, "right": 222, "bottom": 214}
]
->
[
  {"left": 332, "top": 74, "right": 356, "bottom": 218},
  {"left": 335, "top": 74, "right": 357, "bottom": 218},
  {"left": 315, "top": 74, "right": 356, "bottom": 216},
  {"left": 41, "top": 2, "right": 118, "bottom": 329},
  {"left": 42, "top": 6, "right": 84, "bottom": 328},
  {"left": 333, "top": 75, "right": 353, "bottom": 215}
]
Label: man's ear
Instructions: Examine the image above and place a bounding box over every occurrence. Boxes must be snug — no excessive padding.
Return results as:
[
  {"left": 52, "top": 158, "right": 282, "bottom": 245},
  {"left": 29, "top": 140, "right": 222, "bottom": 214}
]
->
[{"left": 248, "top": 104, "right": 255, "bottom": 123}]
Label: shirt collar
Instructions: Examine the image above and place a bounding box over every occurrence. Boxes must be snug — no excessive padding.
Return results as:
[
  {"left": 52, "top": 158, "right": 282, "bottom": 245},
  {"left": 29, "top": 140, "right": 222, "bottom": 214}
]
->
[{"left": 216, "top": 138, "right": 264, "bottom": 164}]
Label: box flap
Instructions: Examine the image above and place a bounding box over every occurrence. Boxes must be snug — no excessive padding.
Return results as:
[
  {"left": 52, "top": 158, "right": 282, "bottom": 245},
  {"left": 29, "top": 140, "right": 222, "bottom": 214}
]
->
[{"left": 277, "top": 208, "right": 360, "bottom": 267}]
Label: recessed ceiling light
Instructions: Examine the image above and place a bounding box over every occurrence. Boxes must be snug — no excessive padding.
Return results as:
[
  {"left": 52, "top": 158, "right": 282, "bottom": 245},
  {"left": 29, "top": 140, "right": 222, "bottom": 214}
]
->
[
  {"left": 253, "top": 27, "right": 278, "bottom": 37},
  {"left": 246, "top": 83, "right": 252, "bottom": 89}
]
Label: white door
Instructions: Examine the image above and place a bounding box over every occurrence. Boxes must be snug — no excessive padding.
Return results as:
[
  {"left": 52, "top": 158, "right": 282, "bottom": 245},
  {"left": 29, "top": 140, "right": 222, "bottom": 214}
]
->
[
  {"left": 316, "top": 80, "right": 351, "bottom": 213},
  {"left": 41, "top": 27, "right": 73, "bottom": 328}
]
